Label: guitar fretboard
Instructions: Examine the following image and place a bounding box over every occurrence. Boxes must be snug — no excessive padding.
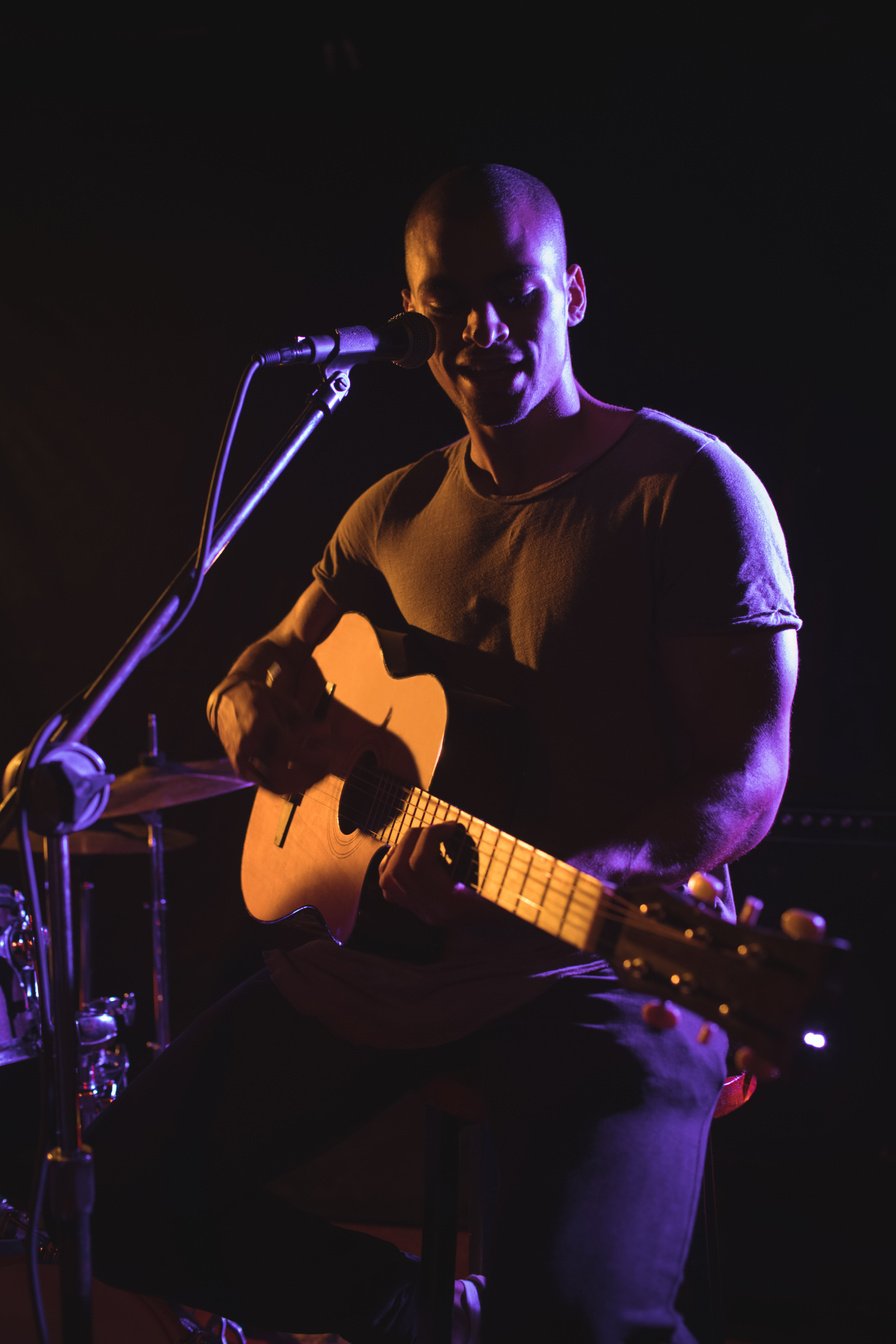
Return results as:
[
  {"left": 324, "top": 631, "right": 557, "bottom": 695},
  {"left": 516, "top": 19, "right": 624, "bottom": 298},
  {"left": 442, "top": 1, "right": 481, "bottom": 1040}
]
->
[{"left": 372, "top": 777, "right": 608, "bottom": 952}]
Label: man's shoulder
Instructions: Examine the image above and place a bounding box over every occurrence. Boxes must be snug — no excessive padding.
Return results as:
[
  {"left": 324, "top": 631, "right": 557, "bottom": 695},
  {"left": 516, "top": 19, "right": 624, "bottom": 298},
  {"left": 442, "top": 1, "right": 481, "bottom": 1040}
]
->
[
  {"left": 632, "top": 407, "right": 724, "bottom": 458},
  {"left": 622, "top": 407, "right": 761, "bottom": 487},
  {"left": 359, "top": 437, "right": 464, "bottom": 497}
]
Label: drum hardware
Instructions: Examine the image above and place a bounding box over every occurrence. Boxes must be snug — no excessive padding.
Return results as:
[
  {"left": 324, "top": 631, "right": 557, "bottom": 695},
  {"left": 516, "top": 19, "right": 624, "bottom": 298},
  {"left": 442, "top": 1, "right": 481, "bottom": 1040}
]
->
[
  {"left": 0, "top": 1194, "right": 59, "bottom": 1261},
  {"left": 2, "top": 882, "right": 139, "bottom": 1126},
  {"left": 4, "top": 707, "right": 206, "bottom": 1060},
  {"left": 1, "top": 883, "right": 42, "bottom": 1067},
  {"left": 72, "top": 713, "right": 250, "bottom": 1055},
  {"left": 0, "top": 360, "right": 308, "bottom": 1339},
  {"left": 136, "top": 714, "right": 176, "bottom": 1054},
  {"left": 118, "top": 713, "right": 252, "bottom": 1054},
  {"left": 2, "top": 819, "right": 197, "bottom": 856},
  {"left": 77, "top": 993, "right": 137, "bottom": 1128},
  {"left": 76, "top": 881, "right": 137, "bottom": 1122}
]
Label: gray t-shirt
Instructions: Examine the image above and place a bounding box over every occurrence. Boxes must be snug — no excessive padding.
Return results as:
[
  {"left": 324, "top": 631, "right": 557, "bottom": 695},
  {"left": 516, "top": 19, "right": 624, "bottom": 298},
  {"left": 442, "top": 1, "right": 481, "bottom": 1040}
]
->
[{"left": 265, "top": 408, "right": 801, "bottom": 1047}]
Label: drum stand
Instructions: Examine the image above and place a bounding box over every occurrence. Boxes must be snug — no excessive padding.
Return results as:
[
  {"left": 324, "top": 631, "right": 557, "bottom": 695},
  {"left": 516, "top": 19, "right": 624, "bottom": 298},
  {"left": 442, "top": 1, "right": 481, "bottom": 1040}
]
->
[{"left": 140, "top": 713, "right": 172, "bottom": 1054}]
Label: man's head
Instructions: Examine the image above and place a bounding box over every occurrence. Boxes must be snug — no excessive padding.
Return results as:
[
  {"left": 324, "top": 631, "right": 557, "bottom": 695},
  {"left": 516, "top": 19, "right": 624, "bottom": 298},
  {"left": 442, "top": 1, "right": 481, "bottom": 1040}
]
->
[{"left": 402, "top": 164, "right": 586, "bottom": 431}]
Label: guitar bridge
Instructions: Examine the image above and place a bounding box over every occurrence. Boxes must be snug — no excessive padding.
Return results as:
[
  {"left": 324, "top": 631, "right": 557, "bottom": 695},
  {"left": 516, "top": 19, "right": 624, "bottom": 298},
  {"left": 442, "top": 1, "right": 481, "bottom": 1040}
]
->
[
  {"left": 274, "top": 795, "right": 302, "bottom": 848},
  {"left": 315, "top": 681, "right": 336, "bottom": 720},
  {"left": 273, "top": 681, "right": 334, "bottom": 848}
]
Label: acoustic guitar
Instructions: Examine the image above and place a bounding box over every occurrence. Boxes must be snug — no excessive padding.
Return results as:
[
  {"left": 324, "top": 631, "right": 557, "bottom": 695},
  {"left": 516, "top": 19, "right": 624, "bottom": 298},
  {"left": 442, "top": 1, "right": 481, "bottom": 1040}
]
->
[{"left": 241, "top": 611, "right": 849, "bottom": 1074}]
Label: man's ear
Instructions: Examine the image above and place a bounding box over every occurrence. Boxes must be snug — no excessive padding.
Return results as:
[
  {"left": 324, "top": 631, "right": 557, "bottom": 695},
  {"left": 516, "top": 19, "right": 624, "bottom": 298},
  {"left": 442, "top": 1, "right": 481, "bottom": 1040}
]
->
[
  {"left": 401, "top": 287, "right": 414, "bottom": 312},
  {"left": 566, "top": 264, "right": 587, "bottom": 327}
]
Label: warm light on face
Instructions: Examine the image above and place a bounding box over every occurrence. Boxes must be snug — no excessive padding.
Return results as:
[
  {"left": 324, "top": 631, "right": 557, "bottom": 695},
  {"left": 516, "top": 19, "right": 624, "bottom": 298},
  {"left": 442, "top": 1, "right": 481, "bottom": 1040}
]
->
[{"left": 403, "top": 205, "right": 578, "bottom": 430}]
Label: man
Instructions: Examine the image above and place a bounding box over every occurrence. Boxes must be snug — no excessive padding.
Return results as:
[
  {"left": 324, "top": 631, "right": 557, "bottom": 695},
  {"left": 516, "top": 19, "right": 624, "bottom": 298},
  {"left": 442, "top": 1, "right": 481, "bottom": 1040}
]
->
[{"left": 87, "top": 163, "right": 800, "bottom": 1342}]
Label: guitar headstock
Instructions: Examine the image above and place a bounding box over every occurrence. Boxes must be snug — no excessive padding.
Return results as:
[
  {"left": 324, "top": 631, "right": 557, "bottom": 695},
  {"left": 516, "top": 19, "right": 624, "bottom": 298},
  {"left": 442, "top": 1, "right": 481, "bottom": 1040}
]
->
[{"left": 610, "top": 875, "right": 851, "bottom": 1075}]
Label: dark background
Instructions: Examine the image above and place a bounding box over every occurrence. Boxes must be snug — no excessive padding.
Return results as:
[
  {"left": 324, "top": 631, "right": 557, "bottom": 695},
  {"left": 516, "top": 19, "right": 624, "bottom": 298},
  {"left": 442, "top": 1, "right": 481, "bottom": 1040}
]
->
[{"left": 0, "top": 14, "right": 892, "bottom": 1342}]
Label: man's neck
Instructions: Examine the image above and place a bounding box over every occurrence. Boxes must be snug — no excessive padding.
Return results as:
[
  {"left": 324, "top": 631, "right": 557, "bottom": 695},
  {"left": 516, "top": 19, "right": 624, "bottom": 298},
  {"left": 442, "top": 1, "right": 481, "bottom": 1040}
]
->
[{"left": 467, "top": 390, "right": 638, "bottom": 496}]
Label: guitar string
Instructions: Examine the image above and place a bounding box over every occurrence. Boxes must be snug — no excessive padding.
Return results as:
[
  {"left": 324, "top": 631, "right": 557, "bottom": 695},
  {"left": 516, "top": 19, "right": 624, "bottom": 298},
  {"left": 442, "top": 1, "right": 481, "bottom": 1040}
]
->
[
  {"left": 259, "top": 767, "right": 745, "bottom": 961},
  {"left": 353, "top": 764, "right": 647, "bottom": 937},
  {"left": 294, "top": 763, "right": 602, "bottom": 943},
  {"left": 272, "top": 764, "right": 696, "bottom": 938}
]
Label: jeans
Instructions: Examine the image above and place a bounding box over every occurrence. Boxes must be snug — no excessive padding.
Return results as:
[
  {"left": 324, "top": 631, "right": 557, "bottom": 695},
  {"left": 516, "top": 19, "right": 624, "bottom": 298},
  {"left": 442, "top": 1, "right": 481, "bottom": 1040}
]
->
[{"left": 85, "top": 964, "right": 728, "bottom": 1343}]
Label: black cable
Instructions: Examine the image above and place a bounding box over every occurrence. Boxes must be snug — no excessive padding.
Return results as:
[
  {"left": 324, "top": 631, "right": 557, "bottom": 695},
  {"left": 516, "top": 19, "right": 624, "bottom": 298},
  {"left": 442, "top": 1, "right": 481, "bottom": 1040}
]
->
[{"left": 144, "top": 359, "right": 261, "bottom": 658}]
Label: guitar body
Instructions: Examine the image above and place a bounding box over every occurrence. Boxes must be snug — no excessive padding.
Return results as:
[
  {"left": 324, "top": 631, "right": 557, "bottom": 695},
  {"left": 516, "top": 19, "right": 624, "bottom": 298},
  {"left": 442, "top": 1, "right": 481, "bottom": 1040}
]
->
[
  {"left": 239, "top": 612, "right": 850, "bottom": 1073},
  {"left": 241, "top": 612, "right": 450, "bottom": 939}
]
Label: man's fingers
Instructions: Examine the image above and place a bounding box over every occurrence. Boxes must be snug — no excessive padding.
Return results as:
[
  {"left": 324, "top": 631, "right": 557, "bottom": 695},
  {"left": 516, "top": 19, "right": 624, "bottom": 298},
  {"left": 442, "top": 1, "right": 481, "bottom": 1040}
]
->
[{"left": 379, "top": 824, "right": 467, "bottom": 886}]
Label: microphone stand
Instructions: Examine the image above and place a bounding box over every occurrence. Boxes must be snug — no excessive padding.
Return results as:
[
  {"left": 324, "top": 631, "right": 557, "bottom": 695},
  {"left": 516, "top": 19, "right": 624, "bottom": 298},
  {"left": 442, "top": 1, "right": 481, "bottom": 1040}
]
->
[{"left": 0, "top": 359, "right": 356, "bottom": 1343}]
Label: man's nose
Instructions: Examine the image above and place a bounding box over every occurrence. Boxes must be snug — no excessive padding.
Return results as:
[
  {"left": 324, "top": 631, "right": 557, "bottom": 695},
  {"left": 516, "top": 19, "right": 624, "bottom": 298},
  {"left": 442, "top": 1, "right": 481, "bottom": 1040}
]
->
[{"left": 464, "top": 302, "right": 509, "bottom": 346}]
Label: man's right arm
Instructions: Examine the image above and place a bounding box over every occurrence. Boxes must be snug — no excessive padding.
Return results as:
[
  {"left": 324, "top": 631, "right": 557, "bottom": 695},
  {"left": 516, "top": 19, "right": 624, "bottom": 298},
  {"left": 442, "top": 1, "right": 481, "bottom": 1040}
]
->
[{"left": 207, "top": 579, "right": 343, "bottom": 791}]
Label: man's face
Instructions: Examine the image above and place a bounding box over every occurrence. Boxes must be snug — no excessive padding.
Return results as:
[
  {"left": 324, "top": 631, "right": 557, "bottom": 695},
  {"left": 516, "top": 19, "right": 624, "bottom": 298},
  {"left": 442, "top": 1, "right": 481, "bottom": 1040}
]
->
[{"left": 403, "top": 203, "right": 581, "bottom": 429}]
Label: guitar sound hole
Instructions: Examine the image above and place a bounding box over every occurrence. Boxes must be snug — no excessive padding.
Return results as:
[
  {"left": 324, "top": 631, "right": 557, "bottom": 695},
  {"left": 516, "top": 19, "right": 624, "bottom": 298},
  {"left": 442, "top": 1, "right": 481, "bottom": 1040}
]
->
[{"left": 338, "top": 752, "right": 408, "bottom": 836}]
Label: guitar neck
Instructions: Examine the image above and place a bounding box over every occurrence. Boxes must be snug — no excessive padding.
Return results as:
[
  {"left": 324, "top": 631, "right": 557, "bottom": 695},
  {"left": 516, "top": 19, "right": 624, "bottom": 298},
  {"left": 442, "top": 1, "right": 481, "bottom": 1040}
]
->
[{"left": 376, "top": 778, "right": 609, "bottom": 954}]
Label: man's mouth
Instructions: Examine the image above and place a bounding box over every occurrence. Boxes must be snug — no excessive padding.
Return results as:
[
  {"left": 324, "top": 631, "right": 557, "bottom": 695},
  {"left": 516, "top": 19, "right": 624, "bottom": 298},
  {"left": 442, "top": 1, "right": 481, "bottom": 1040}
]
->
[{"left": 456, "top": 360, "right": 523, "bottom": 379}]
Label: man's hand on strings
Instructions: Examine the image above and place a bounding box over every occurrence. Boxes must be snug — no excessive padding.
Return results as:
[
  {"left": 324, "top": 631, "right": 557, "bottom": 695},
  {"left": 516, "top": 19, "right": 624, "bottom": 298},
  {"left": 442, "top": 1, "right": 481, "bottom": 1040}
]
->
[{"left": 378, "top": 822, "right": 484, "bottom": 926}]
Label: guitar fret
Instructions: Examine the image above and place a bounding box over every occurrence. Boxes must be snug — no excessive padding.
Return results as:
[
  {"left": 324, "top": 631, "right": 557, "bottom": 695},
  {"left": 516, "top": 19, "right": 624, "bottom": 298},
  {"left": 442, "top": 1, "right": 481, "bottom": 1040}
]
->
[
  {"left": 368, "top": 769, "right": 604, "bottom": 953},
  {"left": 520, "top": 849, "right": 564, "bottom": 929},
  {"left": 566, "top": 868, "right": 608, "bottom": 951},
  {"left": 476, "top": 827, "right": 517, "bottom": 904},
  {"left": 390, "top": 785, "right": 421, "bottom": 842},
  {"left": 504, "top": 841, "right": 537, "bottom": 919},
  {"left": 537, "top": 864, "right": 579, "bottom": 937},
  {"left": 407, "top": 786, "right": 428, "bottom": 831}
]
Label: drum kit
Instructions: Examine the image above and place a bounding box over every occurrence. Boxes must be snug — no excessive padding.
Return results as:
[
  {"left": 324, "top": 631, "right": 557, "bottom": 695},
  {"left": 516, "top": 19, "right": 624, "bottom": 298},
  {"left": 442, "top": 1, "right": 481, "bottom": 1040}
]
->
[
  {"left": 0, "top": 739, "right": 258, "bottom": 1341},
  {"left": 1, "top": 744, "right": 252, "bottom": 1102}
]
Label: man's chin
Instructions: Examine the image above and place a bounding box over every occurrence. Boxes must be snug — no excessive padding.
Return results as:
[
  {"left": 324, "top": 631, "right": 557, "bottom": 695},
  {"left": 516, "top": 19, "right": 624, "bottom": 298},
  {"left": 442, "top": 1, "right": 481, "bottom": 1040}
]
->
[{"left": 461, "top": 387, "right": 529, "bottom": 428}]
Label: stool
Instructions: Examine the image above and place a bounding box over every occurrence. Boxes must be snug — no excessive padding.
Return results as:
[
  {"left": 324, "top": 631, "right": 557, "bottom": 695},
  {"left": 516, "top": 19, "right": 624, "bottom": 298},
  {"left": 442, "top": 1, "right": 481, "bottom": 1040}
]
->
[
  {"left": 419, "top": 1072, "right": 486, "bottom": 1344},
  {"left": 417, "top": 1070, "right": 756, "bottom": 1344}
]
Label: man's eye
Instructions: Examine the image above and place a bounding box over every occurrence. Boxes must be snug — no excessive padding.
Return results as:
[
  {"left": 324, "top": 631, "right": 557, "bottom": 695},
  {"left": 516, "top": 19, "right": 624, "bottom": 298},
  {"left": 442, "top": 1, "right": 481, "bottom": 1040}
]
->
[
  {"left": 501, "top": 289, "right": 537, "bottom": 307},
  {"left": 425, "top": 289, "right": 536, "bottom": 317}
]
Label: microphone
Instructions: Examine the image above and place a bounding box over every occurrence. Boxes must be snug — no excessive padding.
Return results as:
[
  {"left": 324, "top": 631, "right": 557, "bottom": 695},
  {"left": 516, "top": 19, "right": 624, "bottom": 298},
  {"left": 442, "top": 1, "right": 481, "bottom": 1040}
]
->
[{"left": 256, "top": 311, "right": 436, "bottom": 370}]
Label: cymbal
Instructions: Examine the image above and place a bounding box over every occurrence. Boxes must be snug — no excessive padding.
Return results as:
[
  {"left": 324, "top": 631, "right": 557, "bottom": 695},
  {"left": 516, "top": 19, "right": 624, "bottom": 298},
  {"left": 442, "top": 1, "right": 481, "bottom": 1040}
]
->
[
  {"left": 2, "top": 820, "right": 197, "bottom": 856},
  {"left": 102, "top": 756, "right": 254, "bottom": 818}
]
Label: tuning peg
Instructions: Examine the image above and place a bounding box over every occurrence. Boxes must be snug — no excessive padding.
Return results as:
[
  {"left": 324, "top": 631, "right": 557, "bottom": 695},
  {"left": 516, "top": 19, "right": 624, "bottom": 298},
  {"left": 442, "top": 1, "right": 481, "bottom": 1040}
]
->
[
  {"left": 687, "top": 871, "right": 724, "bottom": 903},
  {"left": 642, "top": 1000, "right": 681, "bottom": 1031},
  {"left": 780, "top": 908, "right": 827, "bottom": 942},
  {"left": 738, "top": 895, "right": 764, "bottom": 926}
]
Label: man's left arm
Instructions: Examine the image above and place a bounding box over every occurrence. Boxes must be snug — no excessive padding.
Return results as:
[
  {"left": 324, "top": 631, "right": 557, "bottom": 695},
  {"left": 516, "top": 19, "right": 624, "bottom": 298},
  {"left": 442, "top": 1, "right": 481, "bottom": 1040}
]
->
[{"left": 569, "top": 625, "right": 799, "bottom": 887}]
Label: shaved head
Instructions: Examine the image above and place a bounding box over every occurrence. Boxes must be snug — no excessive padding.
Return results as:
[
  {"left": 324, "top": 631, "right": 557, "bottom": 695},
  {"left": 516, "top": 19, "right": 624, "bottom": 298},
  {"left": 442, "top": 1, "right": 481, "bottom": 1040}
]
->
[{"left": 404, "top": 163, "right": 568, "bottom": 278}]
